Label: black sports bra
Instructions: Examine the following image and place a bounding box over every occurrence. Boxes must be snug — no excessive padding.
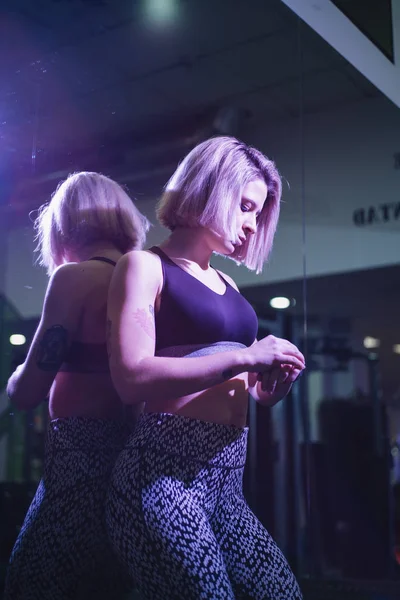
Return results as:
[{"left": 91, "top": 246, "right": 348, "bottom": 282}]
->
[
  {"left": 59, "top": 256, "right": 116, "bottom": 373},
  {"left": 150, "top": 247, "right": 258, "bottom": 352}
]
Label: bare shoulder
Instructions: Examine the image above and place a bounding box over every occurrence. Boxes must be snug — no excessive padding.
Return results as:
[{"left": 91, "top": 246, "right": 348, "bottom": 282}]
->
[
  {"left": 116, "top": 249, "right": 161, "bottom": 276},
  {"left": 47, "top": 263, "right": 84, "bottom": 294},
  {"left": 48, "top": 262, "right": 97, "bottom": 298},
  {"left": 40, "top": 264, "right": 86, "bottom": 318},
  {"left": 215, "top": 269, "right": 240, "bottom": 292},
  {"left": 112, "top": 250, "right": 163, "bottom": 292}
]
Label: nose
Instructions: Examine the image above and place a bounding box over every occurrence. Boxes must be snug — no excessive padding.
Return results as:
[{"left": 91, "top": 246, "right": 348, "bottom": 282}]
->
[{"left": 243, "top": 213, "right": 257, "bottom": 235}]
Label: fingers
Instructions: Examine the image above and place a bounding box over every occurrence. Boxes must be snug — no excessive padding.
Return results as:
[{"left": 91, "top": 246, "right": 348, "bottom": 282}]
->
[
  {"left": 262, "top": 335, "right": 306, "bottom": 369},
  {"left": 283, "top": 367, "right": 302, "bottom": 386},
  {"left": 273, "top": 365, "right": 301, "bottom": 386},
  {"left": 281, "top": 341, "right": 305, "bottom": 367},
  {"left": 252, "top": 335, "right": 306, "bottom": 373},
  {"left": 258, "top": 365, "right": 304, "bottom": 392},
  {"left": 261, "top": 367, "right": 280, "bottom": 393},
  {"left": 278, "top": 364, "right": 292, "bottom": 383},
  {"left": 274, "top": 352, "right": 305, "bottom": 371}
]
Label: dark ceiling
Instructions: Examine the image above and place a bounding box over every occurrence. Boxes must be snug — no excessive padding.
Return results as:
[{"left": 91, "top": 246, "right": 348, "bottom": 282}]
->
[{"left": 0, "top": 0, "right": 380, "bottom": 223}]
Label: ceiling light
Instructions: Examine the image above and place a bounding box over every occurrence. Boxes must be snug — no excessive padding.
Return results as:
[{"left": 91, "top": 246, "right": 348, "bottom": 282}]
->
[
  {"left": 10, "top": 334, "right": 26, "bottom": 346},
  {"left": 394, "top": 344, "right": 400, "bottom": 355},
  {"left": 144, "top": 0, "right": 180, "bottom": 26},
  {"left": 363, "top": 336, "right": 380, "bottom": 349},
  {"left": 270, "top": 296, "right": 290, "bottom": 310}
]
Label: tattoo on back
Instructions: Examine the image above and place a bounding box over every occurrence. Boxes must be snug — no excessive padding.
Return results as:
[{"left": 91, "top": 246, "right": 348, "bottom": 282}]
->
[
  {"left": 36, "top": 325, "right": 68, "bottom": 372},
  {"left": 133, "top": 305, "right": 155, "bottom": 341}
]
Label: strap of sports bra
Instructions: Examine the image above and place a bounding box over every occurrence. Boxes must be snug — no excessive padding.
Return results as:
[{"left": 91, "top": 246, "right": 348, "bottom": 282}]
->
[
  {"left": 88, "top": 256, "right": 117, "bottom": 267},
  {"left": 150, "top": 246, "right": 231, "bottom": 288},
  {"left": 149, "top": 246, "right": 174, "bottom": 264}
]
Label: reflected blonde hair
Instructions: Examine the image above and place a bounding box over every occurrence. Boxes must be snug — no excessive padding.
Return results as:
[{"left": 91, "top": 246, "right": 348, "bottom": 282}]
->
[
  {"left": 157, "top": 136, "right": 282, "bottom": 273},
  {"left": 34, "top": 171, "right": 150, "bottom": 274}
]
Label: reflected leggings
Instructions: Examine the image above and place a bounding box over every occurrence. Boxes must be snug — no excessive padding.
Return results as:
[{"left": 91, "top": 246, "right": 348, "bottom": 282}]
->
[
  {"left": 4, "top": 417, "right": 132, "bottom": 600},
  {"left": 106, "top": 412, "right": 303, "bottom": 600}
]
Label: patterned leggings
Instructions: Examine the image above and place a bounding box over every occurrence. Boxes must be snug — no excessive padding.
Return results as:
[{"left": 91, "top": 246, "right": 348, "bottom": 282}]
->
[
  {"left": 106, "top": 412, "right": 303, "bottom": 600},
  {"left": 4, "top": 418, "right": 132, "bottom": 600}
]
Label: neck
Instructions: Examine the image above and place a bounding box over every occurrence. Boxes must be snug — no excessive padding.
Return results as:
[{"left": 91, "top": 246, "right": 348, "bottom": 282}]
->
[
  {"left": 159, "top": 228, "right": 213, "bottom": 270},
  {"left": 68, "top": 242, "right": 122, "bottom": 263}
]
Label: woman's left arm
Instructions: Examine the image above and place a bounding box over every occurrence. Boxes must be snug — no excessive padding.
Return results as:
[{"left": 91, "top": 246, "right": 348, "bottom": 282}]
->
[{"left": 7, "top": 264, "right": 81, "bottom": 410}]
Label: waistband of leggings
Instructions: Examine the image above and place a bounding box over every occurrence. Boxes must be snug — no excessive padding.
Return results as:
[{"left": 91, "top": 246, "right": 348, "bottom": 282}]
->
[
  {"left": 127, "top": 412, "right": 248, "bottom": 467},
  {"left": 155, "top": 341, "right": 247, "bottom": 358},
  {"left": 47, "top": 417, "right": 132, "bottom": 450}
]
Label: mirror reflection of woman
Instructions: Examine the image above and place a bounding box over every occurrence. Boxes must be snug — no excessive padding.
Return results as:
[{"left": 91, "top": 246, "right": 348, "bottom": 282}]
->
[
  {"left": 4, "top": 172, "right": 149, "bottom": 600},
  {"left": 106, "top": 137, "right": 305, "bottom": 599}
]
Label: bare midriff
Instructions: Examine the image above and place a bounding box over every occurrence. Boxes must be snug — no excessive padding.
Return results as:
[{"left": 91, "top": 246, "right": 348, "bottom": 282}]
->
[
  {"left": 49, "top": 372, "right": 126, "bottom": 421},
  {"left": 144, "top": 372, "right": 249, "bottom": 428}
]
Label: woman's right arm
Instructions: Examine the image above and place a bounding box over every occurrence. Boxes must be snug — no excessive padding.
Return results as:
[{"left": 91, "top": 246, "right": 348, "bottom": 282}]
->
[
  {"left": 107, "top": 251, "right": 305, "bottom": 405},
  {"left": 7, "top": 264, "right": 81, "bottom": 409}
]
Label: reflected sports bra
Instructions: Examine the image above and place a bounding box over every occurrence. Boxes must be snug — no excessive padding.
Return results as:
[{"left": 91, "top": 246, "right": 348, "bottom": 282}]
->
[
  {"left": 150, "top": 247, "right": 258, "bottom": 353},
  {"left": 59, "top": 256, "right": 116, "bottom": 373}
]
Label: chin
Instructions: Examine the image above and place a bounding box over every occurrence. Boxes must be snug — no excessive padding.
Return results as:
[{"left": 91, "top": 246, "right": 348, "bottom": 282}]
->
[
  {"left": 220, "top": 242, "right": 236, "bottom": 256},
  {"left": 214, "top": 244, "right": 239, "bottom": 259},
  {"left": 230, "top": 246, "right": 244, "bottom": 262}
]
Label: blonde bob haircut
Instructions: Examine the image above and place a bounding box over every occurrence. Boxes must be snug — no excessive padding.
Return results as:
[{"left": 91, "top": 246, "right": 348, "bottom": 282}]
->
[
  {"left": 157, "top": 136, "right": 282, "bottom": 273},
  {"left": 34, "top": 171, "right": 150, "bottom": 275}
]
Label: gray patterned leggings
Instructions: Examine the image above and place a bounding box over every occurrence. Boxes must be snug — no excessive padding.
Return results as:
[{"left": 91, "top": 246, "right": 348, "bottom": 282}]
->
[
  {"left": 106, "top": 412, "right": 303, "bottom": 600},
  {"left": 4, "top": 417, "right": 132, "bottom": 600}
]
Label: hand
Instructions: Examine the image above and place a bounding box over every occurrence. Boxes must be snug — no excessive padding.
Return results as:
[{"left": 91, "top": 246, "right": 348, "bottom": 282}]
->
[
  {"left": 256, "top": 364, "right": 303, "bottom": 406},
  {"left": 247, "top": 335, "right": 305, "bottom": 373}
]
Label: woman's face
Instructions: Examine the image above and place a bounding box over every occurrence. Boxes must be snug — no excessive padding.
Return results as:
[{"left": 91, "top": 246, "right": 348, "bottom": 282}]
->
[{"left": 207, "top": 178, "right": 267, "bottom": 256}]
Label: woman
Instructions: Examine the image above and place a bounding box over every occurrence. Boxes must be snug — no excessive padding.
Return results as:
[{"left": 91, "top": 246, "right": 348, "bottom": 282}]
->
[
  {"left": 4, "top": 172, "right": 149, "bottom": 600},
  {"left": 106, "top": 136, "right": 305, "bottom": 599}
]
